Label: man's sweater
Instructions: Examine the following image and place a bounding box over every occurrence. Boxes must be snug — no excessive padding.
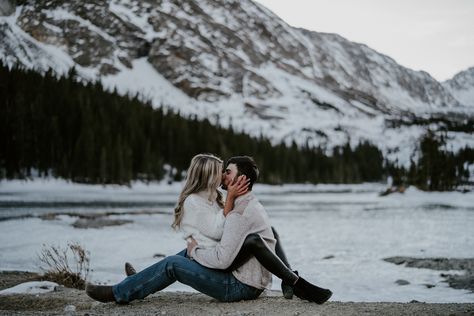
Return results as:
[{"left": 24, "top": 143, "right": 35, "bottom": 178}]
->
[{"left": 190, "top": 192, "right": 276, "bottom": 290}]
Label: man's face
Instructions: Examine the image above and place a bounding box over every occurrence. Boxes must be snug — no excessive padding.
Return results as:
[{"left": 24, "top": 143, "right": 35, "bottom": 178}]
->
[{"left": 221, "top": 163, "right": 238, "bottom": 190}]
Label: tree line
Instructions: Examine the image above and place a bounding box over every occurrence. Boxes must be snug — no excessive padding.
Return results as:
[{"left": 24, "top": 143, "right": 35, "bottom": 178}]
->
[
  {"left": 0, "top": 63, "right": 472, "bottom": 190},
  {"left": 388, "top": 132, "right": 473, "bottom": 191}
]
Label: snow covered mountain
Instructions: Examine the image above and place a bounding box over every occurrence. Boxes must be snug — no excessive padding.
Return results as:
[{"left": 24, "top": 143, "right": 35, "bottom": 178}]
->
[
  {"left": 443, "top": 67, "right": 474, "bottom": 107},
  {"left": 1, "top": 0, "right": 473, "bottom": 166}
]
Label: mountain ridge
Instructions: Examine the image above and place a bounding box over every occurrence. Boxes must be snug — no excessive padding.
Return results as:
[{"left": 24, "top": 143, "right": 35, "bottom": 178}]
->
[
  {"left": 443, "top": 67, "right": 474, "bottom": 107},
  {"left": 1, "top": 0, "right": 473, "bottom": 167}
]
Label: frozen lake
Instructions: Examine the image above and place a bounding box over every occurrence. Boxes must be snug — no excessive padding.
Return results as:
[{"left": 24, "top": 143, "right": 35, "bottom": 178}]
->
[{"left": 1, "top": 179, "right": 473, "bottom": 303}]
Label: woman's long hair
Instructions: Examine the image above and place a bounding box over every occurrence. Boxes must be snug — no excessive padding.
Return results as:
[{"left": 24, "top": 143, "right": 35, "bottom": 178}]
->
[{"left": 172, "top": 154, "right": 225, "bottom": 229}]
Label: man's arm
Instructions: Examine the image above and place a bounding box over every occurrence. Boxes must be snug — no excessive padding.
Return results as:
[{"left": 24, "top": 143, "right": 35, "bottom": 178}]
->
[{"left": 189, "top": 213, "right": 252, "bottom": 269}]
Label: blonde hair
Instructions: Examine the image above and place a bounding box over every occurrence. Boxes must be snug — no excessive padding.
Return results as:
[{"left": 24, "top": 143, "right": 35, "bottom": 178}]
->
[{"left": 172, "top": 153, "right": 225, "bottom": 229}]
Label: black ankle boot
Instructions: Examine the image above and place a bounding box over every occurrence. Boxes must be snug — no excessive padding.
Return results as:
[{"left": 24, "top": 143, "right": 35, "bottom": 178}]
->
[
  {"left": 125, "top": 262, "right": 137, "bottom": 276},
  {"left": 293, "top": 277, "right": 332, "bottom": 304},
  {"left": 85, "top": 283, "right": 116, "bottom": 303},
  {"left": 281, "top": 281, "right": 294, "bottom": 299},
  {"left": 281, "top": 270, "right": 298, "bottom": 299}
]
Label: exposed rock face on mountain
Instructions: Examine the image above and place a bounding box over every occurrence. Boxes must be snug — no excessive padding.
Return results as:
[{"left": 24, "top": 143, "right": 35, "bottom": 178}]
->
[
  {"left": 0, "top": 0, "right": 15, "bottom": 16},
  {"left": 443, "top": 67, "right": 474, "bottom": 107},
  {"left": 1, "top": 0, "right": 473, "bottom": 165}
]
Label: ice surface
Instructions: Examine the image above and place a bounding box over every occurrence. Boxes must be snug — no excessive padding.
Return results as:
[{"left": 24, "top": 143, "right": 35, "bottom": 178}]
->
[{"left": 1, "top": 179, "right": 473, "bottom": 302}]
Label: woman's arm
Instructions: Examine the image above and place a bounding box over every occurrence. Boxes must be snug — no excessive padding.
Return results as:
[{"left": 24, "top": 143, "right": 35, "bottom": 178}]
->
[{"left": 223, "top": 175, "right": 250, "bottom": 216}]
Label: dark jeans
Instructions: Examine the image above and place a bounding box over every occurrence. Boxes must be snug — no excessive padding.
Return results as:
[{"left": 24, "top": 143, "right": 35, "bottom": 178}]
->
[{"left": 112, "top": 250, "right": 263, "bottom": 303}]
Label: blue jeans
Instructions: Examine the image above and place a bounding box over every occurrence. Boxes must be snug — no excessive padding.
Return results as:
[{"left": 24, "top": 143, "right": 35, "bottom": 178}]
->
[{"left": 112, "top": 249, "right": 263, "bottom": 303}]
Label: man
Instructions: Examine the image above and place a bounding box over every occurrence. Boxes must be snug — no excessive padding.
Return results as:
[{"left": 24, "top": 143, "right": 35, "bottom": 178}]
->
[{"left": 86, "top": 156, "right": 332, "bottom": 304}]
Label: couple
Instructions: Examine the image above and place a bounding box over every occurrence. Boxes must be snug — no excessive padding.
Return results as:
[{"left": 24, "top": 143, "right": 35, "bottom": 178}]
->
[{"left": 86, "top": 154, "right": 332, "bottom": 304}]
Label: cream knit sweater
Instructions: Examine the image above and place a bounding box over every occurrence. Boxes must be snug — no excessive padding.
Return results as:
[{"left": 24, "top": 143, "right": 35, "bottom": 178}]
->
[{"left": 180, "top": 191, "right": 226, "bottom": 248}]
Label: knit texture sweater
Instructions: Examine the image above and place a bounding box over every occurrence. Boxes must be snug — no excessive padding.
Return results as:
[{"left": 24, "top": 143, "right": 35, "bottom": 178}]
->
[
  {"left": 191, "top": 192, "right": 276, "bottom": 290},
  {"left": 180, "top": 191, "right": 225, "bottom": 248}
]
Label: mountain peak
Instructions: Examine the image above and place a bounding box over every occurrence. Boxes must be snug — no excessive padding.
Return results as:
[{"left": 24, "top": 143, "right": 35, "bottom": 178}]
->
[
  {"left": 443, "top": 67, "right": 474, "bottom": 107},
  {"left": 1, "top": 0, "right": 473, "bottom": 166}
]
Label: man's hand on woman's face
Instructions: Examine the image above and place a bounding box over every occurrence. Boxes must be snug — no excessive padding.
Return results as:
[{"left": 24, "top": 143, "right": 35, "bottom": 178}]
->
[{"left": 227, "top": 175, "right": 250, "bottom": 199}]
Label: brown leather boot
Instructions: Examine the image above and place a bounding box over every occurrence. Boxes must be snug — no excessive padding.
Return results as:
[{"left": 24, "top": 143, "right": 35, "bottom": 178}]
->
[
  {"left": 85, "top": 283, "right": 116, "bottom": 303},
  {"left": 125, "top": 262, "right": 137, "bottom": 276}
]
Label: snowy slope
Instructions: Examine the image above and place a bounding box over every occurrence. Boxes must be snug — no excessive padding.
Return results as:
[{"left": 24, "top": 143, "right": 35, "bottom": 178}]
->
[
  {"left": 1, "top": 0, "right": 473, "bottom": 166},
  {"left": 443, "top": 67, "right": 474, "bottom": 107}
]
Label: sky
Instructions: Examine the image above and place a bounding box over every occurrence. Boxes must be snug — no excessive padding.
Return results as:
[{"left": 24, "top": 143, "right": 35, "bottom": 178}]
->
[{"left": 255, "top": 0, "right": 474, "bottom": 82}]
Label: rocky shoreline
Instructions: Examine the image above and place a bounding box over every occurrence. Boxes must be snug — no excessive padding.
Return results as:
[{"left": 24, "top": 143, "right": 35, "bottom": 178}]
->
[
  {"left": 1, "top": 271, "right": 473, "bottom": 315},
  {"left": 384, "top": 257, "right": 474, "bottom": 293}
]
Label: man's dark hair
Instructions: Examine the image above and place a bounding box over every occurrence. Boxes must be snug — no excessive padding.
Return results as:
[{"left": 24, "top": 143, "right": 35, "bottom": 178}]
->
[{"left": 226, "top": 156, "right": 259, "bottom": 190}]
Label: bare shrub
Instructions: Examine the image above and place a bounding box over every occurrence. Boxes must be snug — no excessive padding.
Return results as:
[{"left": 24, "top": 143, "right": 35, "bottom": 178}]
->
[{"left": 38, "top": 242, "right": 90, "bottom": 289}]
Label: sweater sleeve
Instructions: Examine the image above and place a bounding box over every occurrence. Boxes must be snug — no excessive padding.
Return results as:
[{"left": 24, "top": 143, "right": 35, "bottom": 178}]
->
[
  {"left": 182, "top": 195, "right": 226, "bottom": 240},
  {"left": 190, "top": 212, "right": 252, "bottom": 269}
]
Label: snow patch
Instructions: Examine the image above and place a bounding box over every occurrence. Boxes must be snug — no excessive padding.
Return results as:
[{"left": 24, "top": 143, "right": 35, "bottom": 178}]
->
[{"left": 0, "top": 281, "right": 59, "bottom": 295}]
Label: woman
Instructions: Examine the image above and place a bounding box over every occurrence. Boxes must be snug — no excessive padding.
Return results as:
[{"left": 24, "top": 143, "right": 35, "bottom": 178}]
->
[{"left": 86, "top": 154, "right": 331, "bottom": 304}]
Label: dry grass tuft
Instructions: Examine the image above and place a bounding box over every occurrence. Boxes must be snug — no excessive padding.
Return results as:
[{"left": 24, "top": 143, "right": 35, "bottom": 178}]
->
[{"left": 38, "top": 242, "right": 90, "bottom": 289}]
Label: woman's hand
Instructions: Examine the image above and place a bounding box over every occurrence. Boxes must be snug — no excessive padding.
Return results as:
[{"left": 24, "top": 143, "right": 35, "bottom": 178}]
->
[
  {"left": 187, "top": 237, "right": 198, "bottom": 256},
  {"left": 227, "top": 175, "right": 250, "bottom": 199},
  {"left": 224, "top": 175, "right": 250, "bottom": 215}
]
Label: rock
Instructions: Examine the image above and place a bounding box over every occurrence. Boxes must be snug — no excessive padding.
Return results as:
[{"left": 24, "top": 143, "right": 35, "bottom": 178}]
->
[
  {"left": 72, "top": 218, "right": 132, "bottom": 229},
  {"left": 379, "top": 186, "right": 406, "bottom": 196},
  {"left": 384, "top": 257, "right": 407, "bottom": 265},
  {"left": 39, "top": 213, "right": 59, "bottom": 221},
  {"left": 384, "top": 256, "right": 474, "bottom": 292},
  {"left": 64, "top": 304, "right": 76, "bottom": 315},
  {"left": 395, "top": 279, "right": 410, "bottom": 286},
  {"left": 323, "top": 255, "right": 335, "bottom": 260}
]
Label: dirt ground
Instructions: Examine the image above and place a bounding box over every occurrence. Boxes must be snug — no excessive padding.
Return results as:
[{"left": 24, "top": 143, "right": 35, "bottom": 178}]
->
[{"left": 0, "top": 271, "right": 473, "bottom": 316}]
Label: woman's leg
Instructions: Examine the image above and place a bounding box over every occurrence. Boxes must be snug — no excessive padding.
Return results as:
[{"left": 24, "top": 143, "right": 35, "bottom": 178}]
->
[
  {"left": 89, "top": 254, "right": 262, "bottom": 304},
  {"left": 125, "top": 249, "right": 187, "bottom": 277}
]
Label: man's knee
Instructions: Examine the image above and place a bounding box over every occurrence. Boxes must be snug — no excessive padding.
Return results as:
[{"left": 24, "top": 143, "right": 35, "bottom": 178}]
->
[
  {"left": 271, "top": 226, "right": 279, "bottom": 239},
  {"left": 244, "top": 233, "right": 264, "bottom": 250}
]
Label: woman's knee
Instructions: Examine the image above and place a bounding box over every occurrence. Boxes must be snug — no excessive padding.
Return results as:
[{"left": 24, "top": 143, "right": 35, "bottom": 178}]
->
[{"left": 163, "top": 255, "right": 189, "bottom": 276}]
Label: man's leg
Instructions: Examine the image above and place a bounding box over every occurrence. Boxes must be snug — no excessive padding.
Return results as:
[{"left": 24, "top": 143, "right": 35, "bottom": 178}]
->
[
  {"left": 272, "top": 227, "right": 291, "bottom": 270},
  {"left": 226, "top": 233, "right": 332, "bottom": 304},
  {"left": 228, "top": 233, "right": 298, "bottom": 284},
  {"left": 272, "top": 227, "right": 295, "bottom": 299},
  {"left": 113, "top": 254, "right": 261, "bottom": 303}
]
